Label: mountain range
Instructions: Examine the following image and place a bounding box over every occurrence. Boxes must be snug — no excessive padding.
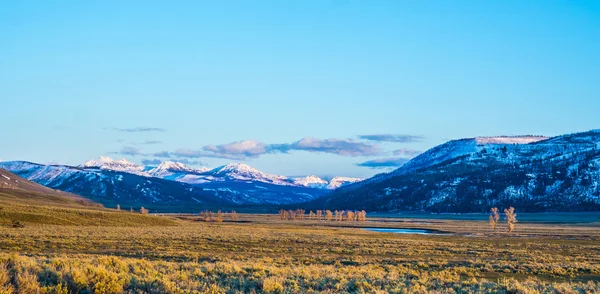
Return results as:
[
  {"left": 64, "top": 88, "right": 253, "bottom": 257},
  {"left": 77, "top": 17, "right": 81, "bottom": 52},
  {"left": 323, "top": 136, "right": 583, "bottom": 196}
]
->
[
  {"left": 0, "top": 157, "right": 362, "bottom": 211},
  {"left": 3, "top": 129, "right": 600, "bottom": 213},
  {"left": 308, "top": 130, "right": 600, "bottom": 212}
]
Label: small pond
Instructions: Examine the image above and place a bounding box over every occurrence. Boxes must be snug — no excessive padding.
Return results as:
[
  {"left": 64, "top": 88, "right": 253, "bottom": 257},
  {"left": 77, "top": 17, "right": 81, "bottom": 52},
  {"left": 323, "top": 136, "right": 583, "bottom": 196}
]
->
[{"left": 363, "top": 228, "right": 441, "bottom": 235}]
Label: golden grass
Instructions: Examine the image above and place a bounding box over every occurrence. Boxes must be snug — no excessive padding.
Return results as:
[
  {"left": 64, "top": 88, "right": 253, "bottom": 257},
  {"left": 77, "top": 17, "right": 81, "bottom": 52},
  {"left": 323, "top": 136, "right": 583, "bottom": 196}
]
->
[
  {"left": 1, "top": 213, "right": 600, "bottom": 293},
  {"left": 1, "top": 190, "right": 599, "bottom": 293}
]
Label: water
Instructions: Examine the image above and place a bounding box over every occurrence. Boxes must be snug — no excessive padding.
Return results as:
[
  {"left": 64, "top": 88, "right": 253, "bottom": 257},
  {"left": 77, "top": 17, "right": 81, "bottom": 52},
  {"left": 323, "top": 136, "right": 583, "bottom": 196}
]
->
[{"left": 363, "top": 228, "right": 439, "bottom": 235}]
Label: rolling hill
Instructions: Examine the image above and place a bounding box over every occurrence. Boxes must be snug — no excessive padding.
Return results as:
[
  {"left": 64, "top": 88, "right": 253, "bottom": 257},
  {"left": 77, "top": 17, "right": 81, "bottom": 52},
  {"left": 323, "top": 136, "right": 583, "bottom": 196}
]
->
[
  {"left": 0, "top": 168, "right": 176, "bottom": 226},
  {"left": 308, "top": 130, "right": 600, "bottom": 212}
]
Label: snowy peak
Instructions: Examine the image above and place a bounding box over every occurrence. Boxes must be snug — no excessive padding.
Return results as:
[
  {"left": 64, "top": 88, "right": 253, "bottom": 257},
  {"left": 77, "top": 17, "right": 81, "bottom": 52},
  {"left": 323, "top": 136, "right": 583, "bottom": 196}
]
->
[
  {"left": 155, "top": 161, "right": 199, "bottom": 173},
  {"left": 77, "top": 157, "right": 361, "bottom": 189},
  {"left": 392, "top": 135, "right": 550, "bottom": 175},
  {"left": 327, "top": 177, "right": 363, "bottom": 189},
  {"left": 293, "top": 175, "right": 328, "bottom": 188},
  {"left": 148, "top": 161, "right": 209, "bottom": 177},
  {"left": 81, "top": 156, "right": 145, "bottom": 175},
  {"left": 211, "top": 163, "right": 262, "bottom": 175},
  {"left": 207, "top": 163, "right": 290, "bottom": 185},
  {"left": 473, "top": 136, "right": 549, "bottom": 145}
]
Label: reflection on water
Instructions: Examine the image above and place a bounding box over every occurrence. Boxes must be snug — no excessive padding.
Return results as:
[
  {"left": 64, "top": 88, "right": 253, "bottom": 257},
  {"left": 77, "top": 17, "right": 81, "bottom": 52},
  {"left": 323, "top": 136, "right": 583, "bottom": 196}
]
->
[{"left": 364, "top": 228, "right": 437, "bottom": 235}]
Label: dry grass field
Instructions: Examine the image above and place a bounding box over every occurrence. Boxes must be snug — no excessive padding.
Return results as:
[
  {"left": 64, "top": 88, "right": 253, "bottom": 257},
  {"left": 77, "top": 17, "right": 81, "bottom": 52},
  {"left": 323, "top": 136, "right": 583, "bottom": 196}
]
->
[{"left": 1, "top": 184, "right": 600, "bottom": 293}]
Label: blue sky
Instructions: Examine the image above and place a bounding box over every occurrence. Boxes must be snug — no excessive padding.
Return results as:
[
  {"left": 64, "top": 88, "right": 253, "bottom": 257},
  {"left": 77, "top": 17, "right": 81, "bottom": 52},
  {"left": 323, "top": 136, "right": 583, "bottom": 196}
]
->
[{"left": 1, "top": 1, "right": 599, "bottom": 178}]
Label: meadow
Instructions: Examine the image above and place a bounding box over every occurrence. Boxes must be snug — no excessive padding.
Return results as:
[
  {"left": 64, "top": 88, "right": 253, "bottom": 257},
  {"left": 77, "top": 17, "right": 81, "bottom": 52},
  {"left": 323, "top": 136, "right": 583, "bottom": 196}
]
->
[{"left": 1, "top": 190, "right": 600, "bottom": 293}]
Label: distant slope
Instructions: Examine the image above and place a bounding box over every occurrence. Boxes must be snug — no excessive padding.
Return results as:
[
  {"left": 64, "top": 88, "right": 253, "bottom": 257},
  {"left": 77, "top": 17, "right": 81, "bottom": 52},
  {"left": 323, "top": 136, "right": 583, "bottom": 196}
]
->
[
  {"left": 0, "top": 168, "right": 97, "bottom": 206},
  {"left": 0, "top": 162, "right": 231, "bottom": 211},
  {"left": 0, "top": 169, "right": 176, "bottom": 226},
  {"left": 0, "top": 161, "right": 329, "bottom": 211},
  {"left": 309, "top": 130, "right": 600, "bottom": 212}
]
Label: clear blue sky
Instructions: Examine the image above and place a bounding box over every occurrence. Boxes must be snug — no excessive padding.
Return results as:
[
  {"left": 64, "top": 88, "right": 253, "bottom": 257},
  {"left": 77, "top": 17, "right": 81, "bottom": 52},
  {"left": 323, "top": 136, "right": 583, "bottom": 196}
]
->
[{"left": 1, "top": 0, "right": 599, "bottom": 178}]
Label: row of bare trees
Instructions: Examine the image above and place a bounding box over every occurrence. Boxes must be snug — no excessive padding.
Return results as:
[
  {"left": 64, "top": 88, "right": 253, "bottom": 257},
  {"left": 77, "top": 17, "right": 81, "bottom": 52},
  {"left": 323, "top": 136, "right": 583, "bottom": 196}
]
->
[
  {"left": 279, "top": 209, "right": 367, "bottom": 222},
  {"left": 199, "top": 210, "right": 238, "bottom": 222},
  {"left": 489, "top": 207, "right": 517, "bottom": 233},
  {"left": 115, "top": 204, "right": 241, "bottom": 222},
  {"left": 116, "top": 204, "right": 150, "bottom": 214}
]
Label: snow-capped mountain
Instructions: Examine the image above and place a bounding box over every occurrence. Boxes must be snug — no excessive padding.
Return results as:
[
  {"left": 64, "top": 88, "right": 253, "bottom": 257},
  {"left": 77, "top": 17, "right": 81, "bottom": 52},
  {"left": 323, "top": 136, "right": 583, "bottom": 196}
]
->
[
  {"left": 309, "top": 130, "right": 600, "bottom": 212},
  {"left": 0, "top": 161, "right": 225, "bottom": 210},
  {"left": 147, "top": 161, "right": 209, "bottom": 179},
  {"left": 204, "top": 163, "right": 292, "bottom": 185},
  {"left": 140, "top": 160, "right": 362, "bottom": 190},
  {"left": 293, "top": 175, "right": 329, "bottom": 189},
  {"left": 326, "top": 177, "right": 363, "bottom": 189},
  {"left": 81, "top": 156, "right": 147, "bottom": 176},
  {"left": 390, "top": 136, "right": 549, "bottom": 176},
  {"left": 0, "top": 155, "right": 362, "bottom": 210},
  {"left": 0, "top": 160, "right": 333, "bottom": 209}
]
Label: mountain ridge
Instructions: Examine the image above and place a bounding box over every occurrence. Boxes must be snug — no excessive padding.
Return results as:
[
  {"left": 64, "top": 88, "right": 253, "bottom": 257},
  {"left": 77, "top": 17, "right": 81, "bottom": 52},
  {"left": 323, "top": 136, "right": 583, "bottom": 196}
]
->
[
  {"left": 76, "top": 156, "right": 363, "bottom": 190},
  {"left": 307, "top": 129, "right": 600, "bottom": 212}
]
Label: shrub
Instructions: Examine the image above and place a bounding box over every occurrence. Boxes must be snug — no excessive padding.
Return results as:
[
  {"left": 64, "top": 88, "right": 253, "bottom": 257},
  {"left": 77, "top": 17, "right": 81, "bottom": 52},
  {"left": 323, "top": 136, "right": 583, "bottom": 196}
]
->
[
  {"left": 262, "top": 277, "right": 284, "bottom": 293},
  {"left": 11, "top": 220, "right": 24, "bottom": 228}
]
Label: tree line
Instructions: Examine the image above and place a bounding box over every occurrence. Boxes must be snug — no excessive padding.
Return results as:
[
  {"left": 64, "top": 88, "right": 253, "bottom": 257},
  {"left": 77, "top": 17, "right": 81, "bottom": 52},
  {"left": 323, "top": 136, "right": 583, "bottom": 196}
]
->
[
  {"left": 279, "top": 209, "right": 367, "bottom": 222},
  {"left": 114, "top": 205, "right": 239, "bottom": 222},
  {"left": 198, "top": 210, "right": 239, "bottom": 222}
]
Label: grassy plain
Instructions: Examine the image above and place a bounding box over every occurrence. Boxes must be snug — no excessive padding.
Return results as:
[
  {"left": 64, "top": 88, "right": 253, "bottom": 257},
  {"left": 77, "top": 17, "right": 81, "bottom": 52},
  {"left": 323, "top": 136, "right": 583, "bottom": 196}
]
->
[{"left": 1, "top": 190, "right": 600, "bottom": 293}]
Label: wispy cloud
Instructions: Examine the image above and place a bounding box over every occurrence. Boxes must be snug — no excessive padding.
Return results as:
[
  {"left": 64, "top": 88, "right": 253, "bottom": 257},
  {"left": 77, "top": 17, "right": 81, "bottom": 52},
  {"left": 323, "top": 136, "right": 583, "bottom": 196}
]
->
[
  {"left": 135, "top": 140, "right": 162, "bottom": 145},
  {"left": 271, "top": 137, "right": 382, "bottom": 157},
  {"left": 358, "top": 134, "right": 423, "bottom": 143},
  {"left": 112, "top": 146, "right": 144, "bottom": 157},
  {"left": 174, "top": 149, "right": 246, "bottom": 160},
  {"left": 176, "top": 159, "right": 205, "bottom": 166},
  {"left": 152, "top": 151, "right": 172, "bottom": 158},
  {"left": 203, "top": 140, "right": 267, "bottom": 158},
  {"left": 153, "top": 137, "right": 382, "bottom": 160},
  {"left": 106, "top": 127, "right": 166, "bottom": 133},
  {"left": 141, "top": 159, "right": 162, "bottom": 165},
  {"left": 141, "top": 158, "right": 204, "bottom": 166},
  {"left": 153, "top": 149, "right": 246, "bottom": 160},
  {"left": 356, "top": 157, "right": 411, "bottom": 169},
  {"left": 392, "top": 148, "right": 422, "bottom": 158}
]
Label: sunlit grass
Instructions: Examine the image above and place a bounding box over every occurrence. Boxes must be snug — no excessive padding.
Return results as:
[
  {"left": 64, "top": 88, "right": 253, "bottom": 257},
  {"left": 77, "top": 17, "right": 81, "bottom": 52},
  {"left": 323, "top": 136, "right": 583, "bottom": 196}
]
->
[{"left": 1, "top": 192, "right": 599, "bottom": 293}]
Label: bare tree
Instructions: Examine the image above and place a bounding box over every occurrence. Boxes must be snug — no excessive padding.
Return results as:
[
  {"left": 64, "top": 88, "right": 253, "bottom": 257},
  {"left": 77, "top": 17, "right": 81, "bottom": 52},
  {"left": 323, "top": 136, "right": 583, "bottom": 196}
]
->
[
  {"left": 489, "top": 207, "right": 500, "bottom": 232},
  {"left": 216, "top": 210, "right": 223, "bottom": 222},
  {"left": 200, "top": 210, "right": 213, "bottom": 222},
  {"left": 231, "top": 210, "right": 238, "bottom": 221},
  {"left": 316, "top": 210, "right": 323, "bottom": 221},
  {"left": 504, "top": 207, "right": 517, "bottom": 233},
  {"left": 346, "top": 211, "right": 355, "bottom": 222},
  {"left": 288, "top": 210, "right": 296, "bottom": 221},
  {"left": 325, "top": 210, "right": 333, "bottom": 221},
  {"left": 140, "top": 207, "right": 149, "bottom": 214},
  {"left": 116, "top": 204, "right": 121, "bottom": 212},
  {"left": 309, "top": 211, "right": 315, "bottom": 220},
  {"left": 358, "top": 210, "right": 367, "bottom": 222}
]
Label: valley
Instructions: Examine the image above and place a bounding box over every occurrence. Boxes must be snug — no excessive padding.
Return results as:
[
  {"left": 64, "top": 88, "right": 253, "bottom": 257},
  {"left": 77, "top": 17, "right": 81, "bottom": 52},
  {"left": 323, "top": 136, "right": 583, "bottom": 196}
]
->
[
  {"left": 1, "top": 199, "right": 599, "bottom": 293},
  {"left": 4, "top": 130, "right": 600, "bottom": 214},
  {"left": 1, "top": 160, "right": 600, "bottom": 292}
]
